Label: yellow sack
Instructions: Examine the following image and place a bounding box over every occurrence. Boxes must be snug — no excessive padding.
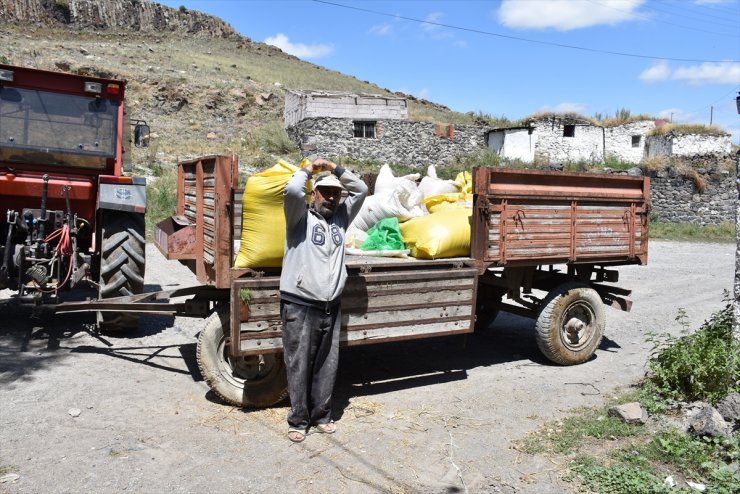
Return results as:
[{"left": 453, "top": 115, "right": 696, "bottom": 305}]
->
[
  {"left": 399, "top": 207, "right": 472, "bottom": 259},
  {"left": 455, "top": 171, "right": 472, "bottom": 195},
  {"left": 234, "top": 159, "right": 307, "bottom": 268},
  {"left": 423, "top": 192, "right": 471, "bottom": 213}
]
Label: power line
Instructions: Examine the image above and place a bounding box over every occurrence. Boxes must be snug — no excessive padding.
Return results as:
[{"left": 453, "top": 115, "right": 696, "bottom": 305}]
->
[
  {"left": 586, "top": 0, "right": 740, "bottom": 37},
  {"left": 312, "top": 0, "right": 739, "bottom": 63},
  {"left": 687, "top": 86, "right": 740, "bottom": 117}
]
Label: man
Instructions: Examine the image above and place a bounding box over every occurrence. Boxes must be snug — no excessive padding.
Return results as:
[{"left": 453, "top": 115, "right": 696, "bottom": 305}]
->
[{"left": 280, "top": 158, "right": 368, "bottom": 443}]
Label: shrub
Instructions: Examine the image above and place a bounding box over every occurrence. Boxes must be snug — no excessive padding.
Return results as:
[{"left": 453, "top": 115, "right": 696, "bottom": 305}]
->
[
  {"left": 145, "top": 167, "right": 178, "bottom": 238},
  {"left": 646, "top": 299, "right": 739, "bottom": 403},
  {"left": 456, "top": 148, "right": 502, "bottom": 170},
  {"left": 248, "top": 121, "right": 298, "bottom": 156}
]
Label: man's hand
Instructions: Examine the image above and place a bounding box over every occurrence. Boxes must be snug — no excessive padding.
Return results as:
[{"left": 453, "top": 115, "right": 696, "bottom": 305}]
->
[{"left": 311, "top": 158, "right": 337, "bottom": 173}]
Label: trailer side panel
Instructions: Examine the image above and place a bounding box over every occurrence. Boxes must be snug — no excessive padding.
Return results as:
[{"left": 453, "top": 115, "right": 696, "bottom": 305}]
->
[
  {"left": 231, "top": 265, "right": 478, "bottom": 356},
  {"left": 472, "top": 167, "right": 649, "bottom": 268}
]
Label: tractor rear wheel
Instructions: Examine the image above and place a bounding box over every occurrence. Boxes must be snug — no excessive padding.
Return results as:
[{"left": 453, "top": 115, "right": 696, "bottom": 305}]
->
[{"left": 97, "top": 211, "right": 146, "bottom": 332}]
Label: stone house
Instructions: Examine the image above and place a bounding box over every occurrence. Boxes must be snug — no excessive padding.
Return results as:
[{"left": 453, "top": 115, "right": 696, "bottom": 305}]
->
[
  {"left": 485, "top": 126, "right": 535, "bottom": 163},
  {"left": 284, "top": 89, "right": 408, "bottom": 129},
  {"left": 284, "top": 92, "right": 731, "bottom": 167},
  {"left": 604, "top": 120, "right": 658, "bottom": 163},
  {"left": 284, "top": 89, "right": 490, "bottom": 169},
  {"left": 488, "top": 114, "right": 732, "bottom": 164},
  {"left": 645, "top": 131, "right": 732, "bottom": 159}
]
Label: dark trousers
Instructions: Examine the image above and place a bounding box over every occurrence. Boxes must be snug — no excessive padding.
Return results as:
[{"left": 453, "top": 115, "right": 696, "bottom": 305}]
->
[{"left": 280, "top": 300, "right": 341, "bottom": 430}]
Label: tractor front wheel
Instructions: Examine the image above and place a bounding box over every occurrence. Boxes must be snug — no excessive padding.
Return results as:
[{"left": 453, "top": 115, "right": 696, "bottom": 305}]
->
[{"left": 97, "top": 211, "right": 146, "bottom": 332}]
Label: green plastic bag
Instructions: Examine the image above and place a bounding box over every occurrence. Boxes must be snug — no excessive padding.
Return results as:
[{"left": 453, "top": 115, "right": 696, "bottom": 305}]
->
[{"left": 361, "top": 217, "right": 405, "bottom": 251}]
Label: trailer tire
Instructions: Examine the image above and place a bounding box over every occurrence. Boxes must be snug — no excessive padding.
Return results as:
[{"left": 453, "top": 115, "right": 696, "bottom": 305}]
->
[
  {"left": 97, "top": 211, "right": 146, "bottom": 332},
  {"left": 535, "top": 282, "right": 605, "bottom": 365},
  {"left": 197, "top": 309, "right": 288, "bottom": 408}
]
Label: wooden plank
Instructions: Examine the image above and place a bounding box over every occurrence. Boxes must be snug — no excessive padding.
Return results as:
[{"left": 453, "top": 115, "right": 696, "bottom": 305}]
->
[{"left": 239, "top": 318, "right": 473, "bottom": 354}]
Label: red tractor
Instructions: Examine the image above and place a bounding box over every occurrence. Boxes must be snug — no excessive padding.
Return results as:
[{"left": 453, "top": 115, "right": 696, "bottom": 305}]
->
[{"left": 0, "top": 64, "right": 148, "bottom": 331}]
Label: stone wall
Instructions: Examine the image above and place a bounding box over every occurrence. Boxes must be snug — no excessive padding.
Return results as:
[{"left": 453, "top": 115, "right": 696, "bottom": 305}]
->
[
  {"left": 284, "top": 90, "right": 407, "bottom": 128},
  {"left": 288, "top": 117, "right": 490, "bottom": 169},
  {"left": 648, "top": 161, "right": 736, "bottom": 225}
]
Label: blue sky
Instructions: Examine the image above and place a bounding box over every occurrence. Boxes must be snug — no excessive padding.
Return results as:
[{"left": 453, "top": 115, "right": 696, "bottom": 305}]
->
[{"left": 159, "top": 0, "right": 740, "bottom": 143}]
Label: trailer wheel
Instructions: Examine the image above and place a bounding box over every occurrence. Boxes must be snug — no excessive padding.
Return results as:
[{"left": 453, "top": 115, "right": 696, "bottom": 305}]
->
[
  {"left": 197, "top": 309, "right": 288, "bottom": 408},
  {"left": 535, "top": 282, "right": 605, "bottom": 365},
  {"left": 97, "top": 211, "right": 146, "bottom": 332}
]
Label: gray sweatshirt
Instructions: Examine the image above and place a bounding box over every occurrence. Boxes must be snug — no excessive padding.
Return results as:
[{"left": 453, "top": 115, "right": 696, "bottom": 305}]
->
[{"left": 279, "top": 166, "right": 368, "bottom": 308}]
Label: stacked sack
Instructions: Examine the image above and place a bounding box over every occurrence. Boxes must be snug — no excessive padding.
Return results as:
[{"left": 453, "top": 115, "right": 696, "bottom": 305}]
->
[
  {"left": 347, "top": 164, "right": 473, "bottom": 260},
  {"left": 233, "top": 160, "right": 474, "bottom": 267},
  {"left": 234, "top": 159, "right": 309, "bottom": 268},
  {"left": 344, "top": 164, "right": 424, "bottom": 251}
]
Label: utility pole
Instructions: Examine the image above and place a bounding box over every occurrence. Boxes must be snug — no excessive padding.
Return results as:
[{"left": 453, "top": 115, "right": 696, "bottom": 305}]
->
[
  {"left": 710, "top": 106, "right": 713, "bottom": 125},
  {"left": 734, "top": 93, "right": 739, "bottom": 338}
]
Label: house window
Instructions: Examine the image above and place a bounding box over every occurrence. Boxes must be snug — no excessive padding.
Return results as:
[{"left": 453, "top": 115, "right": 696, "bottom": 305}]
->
[
  {"left": 631, "top": 135, "right": 641, "bottom": 147},
  {"left": 563, "top": 124, "right": 575, "bottom": 137},
  {"left": 353, "top": 121, "right": 376, "bottom": 138}
]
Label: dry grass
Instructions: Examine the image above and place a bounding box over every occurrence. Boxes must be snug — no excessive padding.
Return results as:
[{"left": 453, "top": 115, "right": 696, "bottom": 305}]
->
[
  {"left": 648, "top": 123, "right": 728, "bottom": 136},
  {"left": 641, "top": 155, "right": 670, "bottom": 173},
  {"left": 600, "top": 113, "right": 656, "bottom": 127},
  {"left": 523, "top": 111, "right": 600, "bottom": 126}
]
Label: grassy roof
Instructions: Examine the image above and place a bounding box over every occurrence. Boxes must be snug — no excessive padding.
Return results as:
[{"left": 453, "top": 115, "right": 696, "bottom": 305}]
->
[{"left": 647, "top": 123, "right": 729, "bottom": 137}]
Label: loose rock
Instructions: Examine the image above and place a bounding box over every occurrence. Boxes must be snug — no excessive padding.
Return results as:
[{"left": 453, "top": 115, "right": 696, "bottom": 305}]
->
[{"left": 608, "top": 402, "right": 647, "bottom": 424}]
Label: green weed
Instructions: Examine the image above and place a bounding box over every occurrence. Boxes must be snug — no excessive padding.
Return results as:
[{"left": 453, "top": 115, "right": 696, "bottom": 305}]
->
[
  {"left": 566, "top": 456, "right": 673, "bottom": 494},
  {"left": 646, "top": 301, "right": 740, "bottom": 404},
  {"left": 649, "top": 221, "right": 735, "bottom": 243},
  {"left": 145, "top": 166, "right": 178, "bottom": 238},
  {"left": 518, "top": 408, "right": 643, "bottom": 455}
]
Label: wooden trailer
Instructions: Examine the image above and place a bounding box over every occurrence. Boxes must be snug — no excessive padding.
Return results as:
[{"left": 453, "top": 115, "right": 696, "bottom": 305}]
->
[{"left": 146, "top": 155, "right": 650, "bottom": 407}]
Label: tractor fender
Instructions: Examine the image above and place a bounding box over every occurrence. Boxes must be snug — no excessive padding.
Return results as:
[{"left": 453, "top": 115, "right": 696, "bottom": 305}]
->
[{"left": 98, "top": 177, "right": 147, "bottom": 213}]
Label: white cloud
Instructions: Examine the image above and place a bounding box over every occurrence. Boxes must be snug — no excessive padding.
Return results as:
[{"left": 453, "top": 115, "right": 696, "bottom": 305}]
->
[
  {"left": 640, "top": 61, "right": 740, "bottom": 85},
  {"left": 673, "top": 62, "right": 740, "bottom": 85},
  {"left": 539, "top": 102, "right": 589, "bottom": 113},
  {"left": 422, "top": 12, "right": 444, "bottom": 32},
  {"left": 640, "top": 61, "right": 671, "bottom": 83},
  {"left": 498, "top": 0, "right": 645, "bottom": 31},
  {"left": 369, "top": 23, "right": 392, "bottom": 36},
  {"left": 263, "top": 33, "right": 333, "bottom": 59}
]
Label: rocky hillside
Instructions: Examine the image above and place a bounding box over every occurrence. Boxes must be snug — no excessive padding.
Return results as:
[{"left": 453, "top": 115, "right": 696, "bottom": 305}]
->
[
  {"left": 0, "top": 0, "right": 239, "bottom": 38},
  {"left": 0, "top": 0, "right": 470, "bottom": 176}
]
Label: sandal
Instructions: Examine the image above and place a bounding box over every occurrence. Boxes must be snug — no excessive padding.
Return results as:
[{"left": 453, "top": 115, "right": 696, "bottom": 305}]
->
[
  {"left": 287, "top": 429, "right": 306, "bottom": 443},
  {"left": 315, "top": 421, "right": 337, "bottom": 434}
]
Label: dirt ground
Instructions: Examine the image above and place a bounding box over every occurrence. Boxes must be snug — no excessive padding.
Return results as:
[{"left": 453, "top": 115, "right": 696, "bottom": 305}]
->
[{"left": 0, "top": 240, "right": 735, "bottom": 494}]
